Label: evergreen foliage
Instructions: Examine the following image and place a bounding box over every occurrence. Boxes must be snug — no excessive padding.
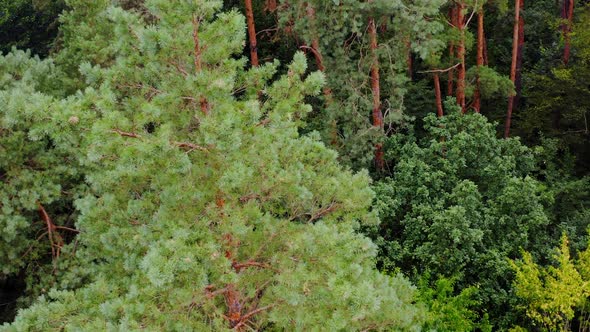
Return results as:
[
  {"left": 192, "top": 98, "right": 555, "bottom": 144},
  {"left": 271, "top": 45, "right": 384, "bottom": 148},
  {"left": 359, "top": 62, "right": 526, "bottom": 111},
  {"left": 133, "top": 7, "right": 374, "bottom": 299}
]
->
[
  {"left": 0, "top": 49, "right": 82, "bottom": 279},
  {"left": 275, "top": 0, "right": 446, "bottom": 170},
  {"left": 519, "top": 4, "right": 590, "bottom": 173},
  {"left": 2, "top": 1, "right": 425, "bottom": 330}
]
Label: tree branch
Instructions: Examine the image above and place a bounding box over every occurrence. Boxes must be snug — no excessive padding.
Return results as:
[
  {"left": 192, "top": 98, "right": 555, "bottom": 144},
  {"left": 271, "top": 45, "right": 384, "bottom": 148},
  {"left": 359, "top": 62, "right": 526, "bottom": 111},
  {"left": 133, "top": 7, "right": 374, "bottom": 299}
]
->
[
  {"left": 418, "top": 63, "right": 461, "bottom": 74},
  {"left": 111, "top": 130, "right": 210, "bottom": 153}
]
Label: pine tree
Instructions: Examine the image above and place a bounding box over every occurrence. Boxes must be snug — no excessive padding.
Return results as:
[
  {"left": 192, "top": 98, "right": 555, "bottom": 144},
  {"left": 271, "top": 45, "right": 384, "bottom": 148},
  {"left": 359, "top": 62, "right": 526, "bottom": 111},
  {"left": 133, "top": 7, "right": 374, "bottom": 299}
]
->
[
  {"left": 3, "top": 1, "right": 426, "bottom": 330},
  {"left": 0, "top": 49, "right": 83, "bottom": 283},
  {"left": 275, "top": 0, "right": 446, "bottom": 170},
  {"left": 505, "top": 0, "right": 522, "bottom": 138}
]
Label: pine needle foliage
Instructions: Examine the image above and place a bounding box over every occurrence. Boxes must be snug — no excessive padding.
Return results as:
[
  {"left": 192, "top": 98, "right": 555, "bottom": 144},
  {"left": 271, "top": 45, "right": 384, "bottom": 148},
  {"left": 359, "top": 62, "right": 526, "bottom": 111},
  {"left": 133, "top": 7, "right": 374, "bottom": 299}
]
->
[{"left": 2, "top": 1, "right": 425, "bottom": 330}]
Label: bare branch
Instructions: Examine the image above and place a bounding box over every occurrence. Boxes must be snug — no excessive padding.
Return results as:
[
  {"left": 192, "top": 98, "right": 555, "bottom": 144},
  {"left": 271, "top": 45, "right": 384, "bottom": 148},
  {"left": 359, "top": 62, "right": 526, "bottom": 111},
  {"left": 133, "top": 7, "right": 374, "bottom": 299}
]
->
[
  {"left": 172, "top": 141, "right": 209, "bottom": 153},
  {"left": 418, "top": 63, "right": 461, "bottom": 74},
  {"left": 111, "top": 130, "right": 209, "bottom": 153},
  {"left": 232, "top": 304, "right": 276, "bottom": 331},
  {"left": 111, "top": 129, "right": 142, "bottom": 138}
]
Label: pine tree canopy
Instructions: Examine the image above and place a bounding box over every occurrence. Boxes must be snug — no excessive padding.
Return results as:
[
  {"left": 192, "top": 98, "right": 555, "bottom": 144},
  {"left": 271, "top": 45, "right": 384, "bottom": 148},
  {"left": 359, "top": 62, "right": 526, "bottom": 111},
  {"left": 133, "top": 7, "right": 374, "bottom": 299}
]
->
[{"left": 2, "top": 1, "right": 424, "bottom": 330}]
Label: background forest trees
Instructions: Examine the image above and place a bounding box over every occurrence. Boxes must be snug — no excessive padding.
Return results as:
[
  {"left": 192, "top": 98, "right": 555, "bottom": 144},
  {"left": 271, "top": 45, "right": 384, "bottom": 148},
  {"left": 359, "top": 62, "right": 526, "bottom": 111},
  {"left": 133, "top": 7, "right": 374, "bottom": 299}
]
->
[{"left": 1, "top": 0, "right": 589, "bottom": 330}]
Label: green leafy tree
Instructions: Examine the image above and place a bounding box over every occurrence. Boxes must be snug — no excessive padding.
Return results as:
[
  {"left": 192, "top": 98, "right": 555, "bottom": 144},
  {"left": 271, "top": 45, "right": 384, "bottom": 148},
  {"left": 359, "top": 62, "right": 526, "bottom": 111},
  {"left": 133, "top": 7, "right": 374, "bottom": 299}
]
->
[
  {"left": 2, "top": 1, "right": 426, "bottom": 330},
  {"left": 512, "top": 233, "right": 590, "bottom": 331},
  {"left": 417, "top": 275, "right": 492, "bottom": 331},
  {"left": 371, "top": 109, "right": 553, "bottom": 328}
]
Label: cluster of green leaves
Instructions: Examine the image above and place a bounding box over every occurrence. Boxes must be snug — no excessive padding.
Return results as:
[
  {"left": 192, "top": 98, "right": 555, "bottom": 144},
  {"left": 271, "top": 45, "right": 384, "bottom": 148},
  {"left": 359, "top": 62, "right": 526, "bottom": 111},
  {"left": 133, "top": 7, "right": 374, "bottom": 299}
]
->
[
  {"left": 1, "top": 0, "right": 589, "bottom": 330},
  {"left": 512, "top": 233, "right": 590, "bottom": 331},
  {"left": 370, "top": 107, "right": 557, "bottom": 327},
  {"left": 417, "top": 274, "right": 491, "bottom": 332}
]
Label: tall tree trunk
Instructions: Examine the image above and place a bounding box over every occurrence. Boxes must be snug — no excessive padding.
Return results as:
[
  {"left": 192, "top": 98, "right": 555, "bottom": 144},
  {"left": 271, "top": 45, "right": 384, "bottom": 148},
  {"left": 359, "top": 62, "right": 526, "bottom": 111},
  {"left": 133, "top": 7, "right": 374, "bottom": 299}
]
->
[
  {"left": 456, "top": 2, "right": 466, "bottom": 113},
  {"left": 562, "top": 0, "right": 574, "bottom": 65},
  {"left": 447, "top": 5, "right": 457, "bottom": 97},
  {"left": 304, "top": 2, "right": 336, "bottom": 144},
  {"left": 304, "top": 3, "right": 331, "bottom": 99},
  {"left": 505, "top": 0, "right": 522, "bottom": 138},
  {"left": 434, "top": 73, "right": 444, "bottom": 117},
  {"left": 368, "top": 17, "right": 384, "bottom": 170},
  {"left": 514, "top": 0, "right": 525, "bottom": 107},
  {"left": 473, "top": 9, "right": 485, "bottom": 113},
  {"left": 244, "top": 0, "right": 259, "bottom": 67}
]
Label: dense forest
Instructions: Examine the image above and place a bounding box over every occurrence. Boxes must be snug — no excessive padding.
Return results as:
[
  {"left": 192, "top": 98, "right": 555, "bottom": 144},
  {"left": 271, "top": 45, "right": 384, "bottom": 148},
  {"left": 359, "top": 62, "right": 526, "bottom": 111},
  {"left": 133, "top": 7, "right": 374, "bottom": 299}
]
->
[{"left": 0, "top": 0, "right": 589, "bottom": 330}]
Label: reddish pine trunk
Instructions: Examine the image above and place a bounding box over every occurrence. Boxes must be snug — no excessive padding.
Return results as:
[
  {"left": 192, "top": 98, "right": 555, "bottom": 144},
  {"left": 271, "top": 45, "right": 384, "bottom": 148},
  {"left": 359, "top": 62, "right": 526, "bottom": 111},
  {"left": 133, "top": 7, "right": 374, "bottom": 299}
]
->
[
  {"left": 305, "top": 4, "right": 325, "bottom": 72},
  {"left": 562, "top": 0, "right": 574, "bottom": 65},
  {"left": 368, "top": 17, "right": 384, "bottom": 170},
  {"left": 473, "top": 9, "right": 485, "bottom": 113},
  {"left": 447, "top": 5, "right": 457, "bottom": 97},
  {"left": 304, "top": 4, "right": 333, "bottom": 101},
  {"left": 505, "top": 0, "right": 522, "bottom": 138},
  {"left": 456, "top": 2, "right": 466, "bottom": 113},
  {"left": 434, "top": 73, "right": 444, "bottom": 117},
  {"left": 245, "top": 0, "right": 259, "bottom": 67},
  {"left": 514, "top": 0, "right": 525, "bottom": 106}
]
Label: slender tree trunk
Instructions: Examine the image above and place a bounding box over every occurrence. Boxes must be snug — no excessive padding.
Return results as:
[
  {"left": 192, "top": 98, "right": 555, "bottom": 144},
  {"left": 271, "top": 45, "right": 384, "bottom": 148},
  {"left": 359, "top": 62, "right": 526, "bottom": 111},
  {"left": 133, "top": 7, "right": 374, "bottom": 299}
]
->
[
  {"left": 304, "top": 2, "right": 336, "bottom": 144},
  {"left": 305, "top": 3, "right": 331, "bottom": 99},
  {"left": 505, "top": 0, "right": 521, "bottom": 138},
  {"left": 514, "top": 0, "right": 525, "bottom": 107},
  {"left": 368, "top": 17, "right": 384, "bottom": 170},
  {"left": 456, "top": 2, "right": 466, "bottom": 113},
  {"left": 447, "top": 5, "right": 457, "bottom": 97},
  {"left": 473, "top": 9, "right": 485, "bottom": 113},
  {"left": 434, "top": 73, "right": 444, "bottom": 117},
  {"left": 562, "top": 0, "right": 574, "bottom": 65},
  {"left": 244, "top": 0, "right": 259, "bottom": 67}
]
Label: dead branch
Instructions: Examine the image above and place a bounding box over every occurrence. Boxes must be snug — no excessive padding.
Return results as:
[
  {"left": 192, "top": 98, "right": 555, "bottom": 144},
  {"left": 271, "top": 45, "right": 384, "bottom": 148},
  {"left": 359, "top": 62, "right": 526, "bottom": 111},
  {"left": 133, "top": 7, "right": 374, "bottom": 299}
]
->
[
  {"left": 232, "top": 304, "right": 276, "bottom": 331},
  {"left": 232, "top": 260, "right": 271, "bottom": 273},
  {"left": 111, "top": 129, "right": 209, "bottom": 153},
  {"left": 172, "top": 141, "right": 209, "bottom": 152},
  {"left": 111, "top": 129, "right": 142, "bottom": 138},
  {"left": 418, "top": 63, "right": 461, "bottom": 74},
  {"left": 307, "top": 202, "right": 339, "bottom": 223}
]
